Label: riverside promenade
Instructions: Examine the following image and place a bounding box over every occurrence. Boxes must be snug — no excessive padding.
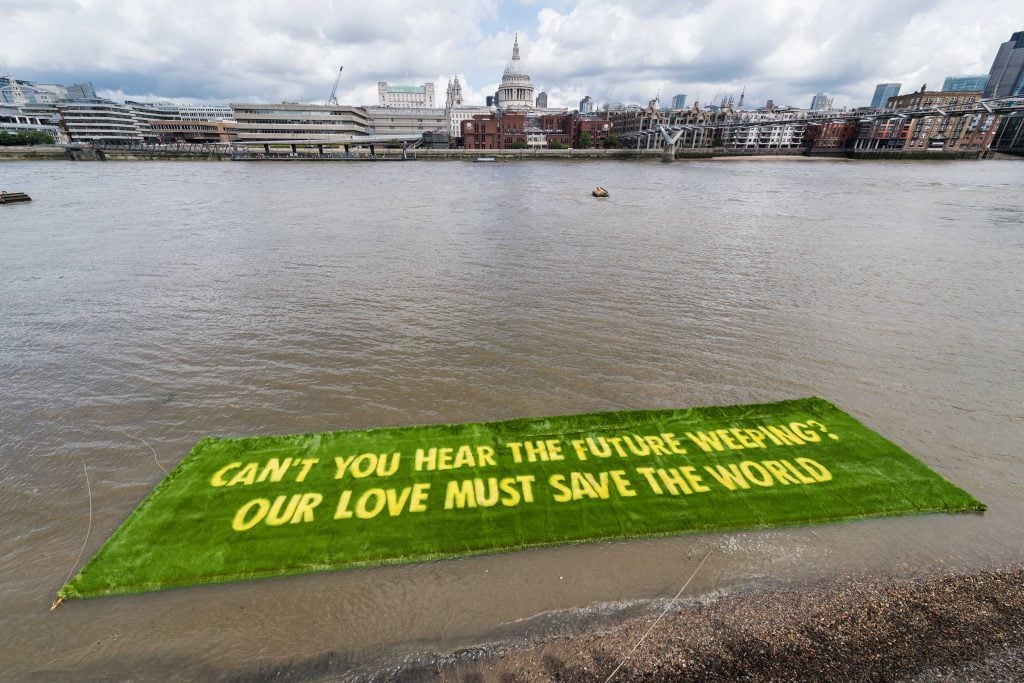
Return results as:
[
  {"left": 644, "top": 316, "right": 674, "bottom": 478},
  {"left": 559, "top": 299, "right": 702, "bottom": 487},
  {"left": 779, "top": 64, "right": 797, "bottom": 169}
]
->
[{"left": 0, "top": 144, "right": 990, "bottom": 162}]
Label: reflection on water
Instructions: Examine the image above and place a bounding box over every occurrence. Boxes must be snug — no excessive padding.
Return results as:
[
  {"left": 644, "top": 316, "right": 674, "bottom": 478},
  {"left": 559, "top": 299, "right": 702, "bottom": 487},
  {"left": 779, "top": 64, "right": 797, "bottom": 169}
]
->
[{"left": 1, "top": 159, "right": 1023, "bottom": 679}]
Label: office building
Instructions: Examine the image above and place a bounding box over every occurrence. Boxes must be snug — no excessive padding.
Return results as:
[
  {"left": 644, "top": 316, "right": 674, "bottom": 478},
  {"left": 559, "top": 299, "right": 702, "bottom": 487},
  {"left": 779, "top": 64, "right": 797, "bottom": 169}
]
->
[
  {"left": 535, "top": 91, "right": 548, "bottom": 108},
  {"left": 1, "top": 77, "right": 95, "bottom": 105},
  {"left": 870, "top": 83, "right": 901, "bottom": 109},
  {"left": 149, "top": 120, "right": 237, "bottom": 144},
  {"left": 579, "top": 95, "right": 593, "bottom": 113},
  {"left": 178, "top": 104, "right": 235, "bottom": 121},
  {"left": 230, "top": 103, "right": 369, "bottom": 143},
  {"left": 983, "top": 31, "right": 1024, "bottom": 98},
  {"left": 56, "top": 99, "right": 143, "bottom": 143},
  {"left": 0, "top": 105, "right": 62, "bottom": 141},
  {"left": 365, "top": 106, "right": 447, "bottom": 137},
  {"left": 377, "top": 82, "right": 435, "bottom": 108},
  {"left": 809, "top": 93, "right": 833, "bottom": 111},
  {"left": 942, "top": 75, "right": 989, "bottom": 92},
  {"left": 671, "top": 94, "right": 687, "bottom": 109}
]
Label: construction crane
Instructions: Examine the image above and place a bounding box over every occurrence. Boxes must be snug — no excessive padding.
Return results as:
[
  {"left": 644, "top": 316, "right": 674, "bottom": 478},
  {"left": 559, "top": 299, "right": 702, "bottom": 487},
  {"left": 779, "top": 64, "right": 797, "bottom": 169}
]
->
[{"left": 326, "top": 66, "right": 344, "bottom": 106}]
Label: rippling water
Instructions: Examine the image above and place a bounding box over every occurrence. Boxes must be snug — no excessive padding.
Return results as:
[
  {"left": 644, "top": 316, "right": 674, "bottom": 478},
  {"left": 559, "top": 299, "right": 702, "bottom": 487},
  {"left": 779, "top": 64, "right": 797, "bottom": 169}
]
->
[{"left": 2, "top": 158, "right": 1023, "bottom": 679}]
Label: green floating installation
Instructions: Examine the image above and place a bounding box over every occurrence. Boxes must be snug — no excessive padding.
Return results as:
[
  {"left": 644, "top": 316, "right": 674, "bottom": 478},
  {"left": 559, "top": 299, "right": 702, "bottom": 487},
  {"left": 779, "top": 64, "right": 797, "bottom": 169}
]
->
[{"left": 58, "top": 397, "right": 984, "bottom": 600}]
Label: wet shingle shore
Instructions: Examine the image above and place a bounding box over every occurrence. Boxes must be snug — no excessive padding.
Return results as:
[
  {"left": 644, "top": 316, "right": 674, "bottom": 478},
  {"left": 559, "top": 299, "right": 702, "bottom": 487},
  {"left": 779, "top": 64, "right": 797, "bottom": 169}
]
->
[{"left": 424, "top": 566, "right": 1024, "bottom": 682}]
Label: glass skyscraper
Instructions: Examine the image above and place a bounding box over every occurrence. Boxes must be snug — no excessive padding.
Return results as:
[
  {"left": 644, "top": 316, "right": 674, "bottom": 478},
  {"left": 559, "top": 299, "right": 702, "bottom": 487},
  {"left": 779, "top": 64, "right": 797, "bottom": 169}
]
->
[
  {"left": 942, "top": 75, "right": 989, "bottom": 92},
  {"left": 870, "top": 83, "right": 901, "bottom": 109},
  {"left": 983, "top": 31, "right": 1024, "bottom": 98}
]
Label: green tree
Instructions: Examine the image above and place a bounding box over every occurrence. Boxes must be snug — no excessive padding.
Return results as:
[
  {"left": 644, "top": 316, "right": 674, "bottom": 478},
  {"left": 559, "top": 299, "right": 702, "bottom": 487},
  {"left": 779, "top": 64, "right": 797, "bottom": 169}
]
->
[
  {"left": 604, "top": 132, "right": 619, "bottom": 148},
  {"left": 548, "top": 141, "right": 566, "bottom": 149},
  {"left": 578, "top": 131, "right": 593, "bottom": 148},
  {"left": 510, "top": 140, "right": 529, "bottom": 149},
  {"left": 0, "top": 130, "right": 55, "bottom": 146}
]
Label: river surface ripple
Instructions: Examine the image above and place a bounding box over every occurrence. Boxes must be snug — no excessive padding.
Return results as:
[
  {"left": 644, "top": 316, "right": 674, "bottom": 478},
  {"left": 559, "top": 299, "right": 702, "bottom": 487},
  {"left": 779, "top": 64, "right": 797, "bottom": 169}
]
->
[{"left": 1, "top": 159, "right": 1022, "bottom": 679}]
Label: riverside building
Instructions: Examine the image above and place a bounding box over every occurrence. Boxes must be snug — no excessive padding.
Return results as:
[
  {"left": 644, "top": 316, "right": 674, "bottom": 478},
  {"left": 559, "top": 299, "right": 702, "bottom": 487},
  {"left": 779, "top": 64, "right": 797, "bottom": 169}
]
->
[
  {"left": 148, "top": 119, "right": 237, "bottom": 144},
  {"left": 446, "top": 105, "right": 491, "bottom": 140},
  {"left": 888, "top": 90, "right": 981, "bottom": 110},
  {"left": 56, "top": 99, "right": 143, "bottom": 143},
  {"left": 365, "top": 106, "right": 447, "bottom": 137},
  {"left": 0, "top": 106, "right": 62, "bottom": 141},
  {"left": 178, "top": 104, "right": 235, "bottom": 121},
  {"left": 230, "top": 103, "right": 369, "bottom": 143}
]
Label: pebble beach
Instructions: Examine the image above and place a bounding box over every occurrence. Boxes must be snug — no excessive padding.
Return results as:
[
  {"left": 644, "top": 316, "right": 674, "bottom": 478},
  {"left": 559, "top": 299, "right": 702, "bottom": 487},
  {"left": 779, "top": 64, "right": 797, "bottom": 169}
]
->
[{"left": 406, "top": 565, "right": 1024, "bottom": 681}]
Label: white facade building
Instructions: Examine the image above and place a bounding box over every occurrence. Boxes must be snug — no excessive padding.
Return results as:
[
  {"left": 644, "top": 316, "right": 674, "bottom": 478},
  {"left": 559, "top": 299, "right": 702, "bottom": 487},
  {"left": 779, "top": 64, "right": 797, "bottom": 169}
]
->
[
  {"left": 0, "top": 106, "right": 63, "bottom": 141},
  {"left": 446, "top": 106, "right": 491, "bottom": 138},
  {"left": 178, "top": 104, "right": 235, "bottom": 121},
  {"left": 365, "top": 106, "right": 446, "bottom": 136},
  {"left": 56, "top": 99, "right": 143, "bottom": 143},
  {"left": 378, "top": 82, "right": 436, "bottom": 108}
]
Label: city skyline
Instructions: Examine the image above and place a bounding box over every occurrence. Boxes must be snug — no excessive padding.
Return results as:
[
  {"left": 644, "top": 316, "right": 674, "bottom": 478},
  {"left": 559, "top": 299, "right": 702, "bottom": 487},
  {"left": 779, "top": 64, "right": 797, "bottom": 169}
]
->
[{"left": 2, "top": 1, "right": 1022, "bottom": 110}]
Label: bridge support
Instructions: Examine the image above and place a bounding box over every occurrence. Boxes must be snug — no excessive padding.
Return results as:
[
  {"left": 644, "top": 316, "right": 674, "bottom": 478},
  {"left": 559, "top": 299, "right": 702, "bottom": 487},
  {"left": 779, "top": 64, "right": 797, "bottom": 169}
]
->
[{"left": 659, "top": 125, "right": 685, "bottom": 162}]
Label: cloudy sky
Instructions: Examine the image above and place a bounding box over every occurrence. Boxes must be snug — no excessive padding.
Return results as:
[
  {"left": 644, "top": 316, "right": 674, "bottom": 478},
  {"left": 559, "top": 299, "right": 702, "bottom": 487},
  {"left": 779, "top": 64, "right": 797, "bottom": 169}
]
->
[{"left": 2, "top": 0, "right": 1021, "bottom": 109}]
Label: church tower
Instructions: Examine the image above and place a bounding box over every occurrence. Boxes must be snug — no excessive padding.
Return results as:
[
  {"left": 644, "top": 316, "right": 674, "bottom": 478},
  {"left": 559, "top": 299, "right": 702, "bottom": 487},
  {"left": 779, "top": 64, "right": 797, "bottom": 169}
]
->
[{"left": 445, "top": 76, "right": 464, "bottom": 109}]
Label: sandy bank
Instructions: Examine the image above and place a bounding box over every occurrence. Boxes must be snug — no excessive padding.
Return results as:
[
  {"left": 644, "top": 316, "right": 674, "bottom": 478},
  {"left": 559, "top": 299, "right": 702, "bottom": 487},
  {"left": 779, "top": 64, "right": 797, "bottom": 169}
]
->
[{"left": 400, "top": 565, "right": 1024, "bottom": 681}]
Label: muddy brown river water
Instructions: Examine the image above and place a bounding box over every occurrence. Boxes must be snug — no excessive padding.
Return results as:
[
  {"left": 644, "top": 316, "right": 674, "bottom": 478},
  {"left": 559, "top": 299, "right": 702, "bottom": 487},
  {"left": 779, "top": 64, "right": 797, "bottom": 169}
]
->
[{"left": 1, "top": 158, "right": 1022, "bottom": 679}]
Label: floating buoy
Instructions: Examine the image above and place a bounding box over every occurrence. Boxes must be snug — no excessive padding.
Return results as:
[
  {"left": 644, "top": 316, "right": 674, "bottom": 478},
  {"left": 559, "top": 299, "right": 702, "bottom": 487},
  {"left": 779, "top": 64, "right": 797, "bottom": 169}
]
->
[{"left": 592, "top": 186, "right": 609, "bottom": 198}]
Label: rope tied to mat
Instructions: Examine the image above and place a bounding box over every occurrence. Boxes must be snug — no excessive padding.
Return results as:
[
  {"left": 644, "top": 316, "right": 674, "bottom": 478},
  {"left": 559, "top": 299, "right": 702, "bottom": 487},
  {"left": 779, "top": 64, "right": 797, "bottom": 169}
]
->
[
  {"left": 603, "top": 549, "right": 712, "bottom": 682},
  {"left": 51, "top": 461, "right": 93, "bottom": 610}
]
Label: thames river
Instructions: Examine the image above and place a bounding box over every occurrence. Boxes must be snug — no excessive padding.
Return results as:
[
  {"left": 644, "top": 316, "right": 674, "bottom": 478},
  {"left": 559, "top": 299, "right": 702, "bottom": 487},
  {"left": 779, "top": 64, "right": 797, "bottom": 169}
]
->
[{"left": 2, "top": 158, "right": 1023, "bottom": 679}]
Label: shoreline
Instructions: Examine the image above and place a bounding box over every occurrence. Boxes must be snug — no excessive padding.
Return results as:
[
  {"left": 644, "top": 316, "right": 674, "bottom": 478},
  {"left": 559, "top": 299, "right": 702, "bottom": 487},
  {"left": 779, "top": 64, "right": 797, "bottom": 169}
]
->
[
  {"left": 0, "top": 145, "right": 1003, "bottom": 163},
  {"left": 375, "top": 564, "right": 1024, "bottom": 681}
]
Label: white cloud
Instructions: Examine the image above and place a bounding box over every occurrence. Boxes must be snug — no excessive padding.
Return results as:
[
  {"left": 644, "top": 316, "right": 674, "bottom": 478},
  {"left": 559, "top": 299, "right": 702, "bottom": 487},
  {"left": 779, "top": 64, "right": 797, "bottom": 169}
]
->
[{"left": 2, "top": 0, "right": 1021, "bottom": 109}]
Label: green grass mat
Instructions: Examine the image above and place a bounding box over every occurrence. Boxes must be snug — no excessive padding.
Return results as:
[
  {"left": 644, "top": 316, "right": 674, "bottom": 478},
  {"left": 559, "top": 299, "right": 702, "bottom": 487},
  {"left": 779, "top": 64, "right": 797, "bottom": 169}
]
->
[{"left": 58, "top": 397, "right": 984, "bottom": 600}]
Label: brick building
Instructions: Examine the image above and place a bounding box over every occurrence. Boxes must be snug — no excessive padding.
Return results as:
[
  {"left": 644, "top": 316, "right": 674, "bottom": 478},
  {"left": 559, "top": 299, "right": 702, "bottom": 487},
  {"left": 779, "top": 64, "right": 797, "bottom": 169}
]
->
[
  {"left": 461, "top": 111, "right": 575, "bottom": 149},
  {"left": 887, "top": 90, "right": 981, "bottom": 111},
  {"left": 575, "top": 117, "right": 611, "bottom": 147},
  {"left": 461, "top": 115, "right": 499, "bottom": 149},
  {"left": 804, "top": 120, "right": 859, "bottom": 149}
]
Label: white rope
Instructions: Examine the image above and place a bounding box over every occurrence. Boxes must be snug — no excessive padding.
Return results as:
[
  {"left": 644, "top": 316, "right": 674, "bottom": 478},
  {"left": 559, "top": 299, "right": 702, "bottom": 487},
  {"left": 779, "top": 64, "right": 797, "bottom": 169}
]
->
[
  {"left": 603, "top": 549, "right": 712, "bottom": 682},
  {"left": 51, "top": 462, "right": 93, "bottom": 610},
  {"left": 113, "top": 428, "right": 167, "bottom": 474}
]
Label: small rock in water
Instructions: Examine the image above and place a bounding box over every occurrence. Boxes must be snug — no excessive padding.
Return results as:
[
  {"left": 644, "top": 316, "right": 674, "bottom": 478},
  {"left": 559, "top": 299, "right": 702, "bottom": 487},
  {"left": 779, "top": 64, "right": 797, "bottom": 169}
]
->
[{"left": 592, "top": 186, "right": 609, "bottom": 198}]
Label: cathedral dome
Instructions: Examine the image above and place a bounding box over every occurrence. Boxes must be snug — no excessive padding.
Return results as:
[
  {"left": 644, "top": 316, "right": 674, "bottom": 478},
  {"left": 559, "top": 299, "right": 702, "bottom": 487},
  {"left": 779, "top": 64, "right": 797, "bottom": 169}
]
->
[
  {"left": 497, "top": 34, "right": 535, "bottom": 110},
  {"left": 503, "top": 59, "right": 529, "bottom": 79},
  {"left": 502, "top": 34, "right": 530, "bottom": 80}
]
